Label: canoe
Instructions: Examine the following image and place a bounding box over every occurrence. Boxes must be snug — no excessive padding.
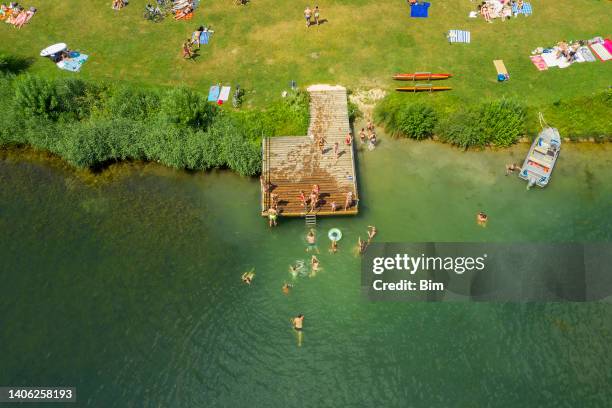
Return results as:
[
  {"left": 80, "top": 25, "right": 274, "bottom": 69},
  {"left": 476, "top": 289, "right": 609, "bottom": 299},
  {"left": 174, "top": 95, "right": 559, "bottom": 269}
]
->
[
  {"left": 396, "top": 86, "right": 452, "bottom": 92},
  {"left": 393, "top": 73, "right": 452, "bottom": 81}
]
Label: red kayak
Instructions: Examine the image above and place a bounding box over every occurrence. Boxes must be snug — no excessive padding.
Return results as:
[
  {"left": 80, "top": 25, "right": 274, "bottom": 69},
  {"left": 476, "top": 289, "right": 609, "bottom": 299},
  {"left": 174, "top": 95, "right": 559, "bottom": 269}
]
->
[
  {"left": 393, "top": 72, "right": 452, "bottom": 81},
  {"left": 396, "top": 85, "right": 452, "bottom": 92}
]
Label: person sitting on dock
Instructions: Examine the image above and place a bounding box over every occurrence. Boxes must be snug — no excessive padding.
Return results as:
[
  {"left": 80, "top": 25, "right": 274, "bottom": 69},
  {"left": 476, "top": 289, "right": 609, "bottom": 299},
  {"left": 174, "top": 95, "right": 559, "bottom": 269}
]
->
[
  {"left": 367, "top": 226, "right": 377, "bottom": 243},
  {"left": 330, "top": 201, "right": 337, "bottom": 212},
  {"left": 318, "top": 136, "right": 326, "bottom": 154},
  {"left": 268, "top": 207, "right": 278, "bottom": 227},
  {"left": 260, "top": 175, "right": 270, "bottom": 193},
  {"left": 333, "top": 142, "right": 340, "bottom": 163},
  {"left": 271, "top": 193, "right": 279, "bottom": 209},
  {"left": 344, "top": 191, "right": 353, "bottom": 211},
  {"left": 298, "top": 190, "right": 308, "bottom": 210},
  {"left": 345, "top": 132, "right": 353, "bottom": 146}
]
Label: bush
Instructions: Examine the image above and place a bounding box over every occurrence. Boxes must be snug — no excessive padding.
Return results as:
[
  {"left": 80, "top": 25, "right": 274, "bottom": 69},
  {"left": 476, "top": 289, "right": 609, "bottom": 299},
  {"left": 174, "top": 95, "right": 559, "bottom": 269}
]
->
[
  {"left": 160, "top": 87, "right": 217, "bottom": 129},
  {"left": 103, "top": 86, "right": 161, "bottom": 121},
  {"left": 13, "top": 75, "right": 60, "bottom": 120},
  {"left": 478, "top": 99, "right": 525, "bottom": 147},
  {"left": 395, "top": 103, "right": 437, "bottom": 140}
]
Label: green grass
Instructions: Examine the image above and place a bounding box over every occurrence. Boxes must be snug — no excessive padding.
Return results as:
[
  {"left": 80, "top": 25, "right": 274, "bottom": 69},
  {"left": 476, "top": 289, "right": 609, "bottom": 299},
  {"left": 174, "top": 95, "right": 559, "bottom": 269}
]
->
[{"left": 1, "top": 0, "right": 610, "bottom": 110}]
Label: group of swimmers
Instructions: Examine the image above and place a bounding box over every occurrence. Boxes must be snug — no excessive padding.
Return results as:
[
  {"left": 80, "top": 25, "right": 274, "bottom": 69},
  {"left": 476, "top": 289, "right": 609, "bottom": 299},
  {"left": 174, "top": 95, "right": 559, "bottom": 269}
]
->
[{"left": 358, "top": 119, "right": 377, "bottom": 151}]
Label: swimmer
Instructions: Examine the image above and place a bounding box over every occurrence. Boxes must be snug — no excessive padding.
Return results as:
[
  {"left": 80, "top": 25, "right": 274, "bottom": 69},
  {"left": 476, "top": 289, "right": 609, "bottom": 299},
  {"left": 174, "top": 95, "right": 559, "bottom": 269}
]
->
[
  {"left": 241, "top": 268, "right": 255, "bottom": 285},
  {"left": 477, "top": 211, "right": 488, "bottom": 227},
  {"left": 505, "top": 163, "right": 519, "bottom": 175},
  {"left": 282, "top": 282, "right": 293, "bottom": 295},
  {"left": 289, "top": 264, "right": 299, "bottom": 278},
  {"left": 268, "top": 207, "right": 278, "bottom": 227},
  {"left": 329, "top": 239, "right": 338, "bottom": 254},
  {"left": 367, "top": 225, "right": 377, "bottom": 243},
  {"left": 311, "top": 255, "right": 320, "bottom": 272},
  {"left": 292, "top": 314, "right": 304, "bottom": 346},
  {"left": 367, "top": 119, "right": 374, "bottom": 132},
  {"left": 357, "top": 236, "right": 367, "bottom": 255},
  {"left": 359, "top": 128, "right": 367, "bottom": 143},
  {"left": 306, "top": 229, "right": 318, "bottom": 253}
]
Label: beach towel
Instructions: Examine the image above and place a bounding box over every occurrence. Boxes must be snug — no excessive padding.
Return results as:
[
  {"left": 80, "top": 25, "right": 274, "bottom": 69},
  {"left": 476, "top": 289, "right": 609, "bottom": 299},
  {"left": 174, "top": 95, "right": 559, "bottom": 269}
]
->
[
  {"left": 207, "top": 85, "right": 220, "bottom": 102},
  {"left": 56, "top": 53, "right": 88, "bottom": 72},
  {"left": 590, "top": 42, "right": 612, "bottom": 61},
  {"left": 512, "top": 2, "right": 532, "bottom": 16},
  {"left": 448, "top": 30, "right": 470, "bottom": 44},
  {"left": 493, "top": 60, "right": 508, "bottom": 76},
  {"left": 410, "top": 2, "right": 430, "bottom": 18},
  {"left": 579, "top": 46, "right": 596, "bottom": 62},
  {"left": 529, "top": 55, "right": 547, "bottom": 71},
  {"left": 200, "top": 31, "right": 212, "bottom": 45},
  {"left": 218, "top": 86, "right": 231, "bottom": 102},
  {"left": 604, "top": 39, "right": 612, "bottom": 54},
  {"left": 541, "top": 52, "right": 560, "bottom": 68}
]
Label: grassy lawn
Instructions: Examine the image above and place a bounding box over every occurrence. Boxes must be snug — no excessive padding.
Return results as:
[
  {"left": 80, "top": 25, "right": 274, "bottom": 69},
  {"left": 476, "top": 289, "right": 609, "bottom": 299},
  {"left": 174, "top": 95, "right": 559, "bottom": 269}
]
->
[{"left": 1, "top": 0, "right": 610, "bottom": 110}]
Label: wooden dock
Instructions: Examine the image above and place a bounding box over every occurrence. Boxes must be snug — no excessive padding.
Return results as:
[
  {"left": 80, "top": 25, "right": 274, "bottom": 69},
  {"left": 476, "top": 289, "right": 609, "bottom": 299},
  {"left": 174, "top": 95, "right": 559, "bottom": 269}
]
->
[{"left": 261, "top": 85, "right": 359, "bottom": 217}]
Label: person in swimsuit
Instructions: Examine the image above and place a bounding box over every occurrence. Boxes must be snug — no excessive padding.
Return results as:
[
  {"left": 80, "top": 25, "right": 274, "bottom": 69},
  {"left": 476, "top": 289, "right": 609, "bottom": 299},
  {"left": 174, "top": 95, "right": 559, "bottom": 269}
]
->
[
  {"left": 311, "top": 255, "right": 320, "bottom": 272},
  {"left": 477, "top": 211, "right": 488, "bottom": 227},
  {"left": 298, "top": 190, "right": 308, "bottom": 210},
  {"left": 367, "top": 119, "right": 374, "bottom": 132},
  {"left": 191, "top": 26, "right": 204, "bottom": 49},
  {"left": 182, "top": 40, "right": 193, "bottom": 59},
  {"left": 344, "top": 191, "right": 353, "bottom": 211},
  {"left": 357, "top": 236, "right": 367, "bottom": 255},
  {"left": 359, "top": 128, "right": 367, "bottom": 144},
  {"left": 282, "top": 282, "right": 293, "bottom": 294},
  {"left": 292, "top": 314, "right": 304, "bottom": 346},
  {"left": 271, "top": 193, "right": 279, "bottom": 209},
  {"left": 313, "top": 5, "right": 320, "bottom": 25},
  {"left": 304, "top": 6, "right": 311, "bottom": 27},
  {"left": 306, "top": 229, "right": 318, "bottom": 252},
  {"left": 329, "top": 239, "right": 338, "bottom": 254},
  {"left": 367, "top": 226, "right": 377, "bottom": 243},
  {"left": 309, "top": 191, "right": 318, "bottom": 212},
  {"left": 241, "top": 269, "right": 255, "bottom": 285},
  {"left": 505, "top": 163, "right": 519, "bottom": 175},
  {"left": 318, "top": 136, "right": 326, "bottom": 153},
  {"left": 345, "top": 132, "right": 352, "bottom": 146},
  {"left": 330, "top": 201, "right": 337, "bottom": 212},
  {"left": 333, "top": 142, "right": 339, "bottom": 163},
  {"left": 268, "top": 207, "right": 278, "bottom": 227}
]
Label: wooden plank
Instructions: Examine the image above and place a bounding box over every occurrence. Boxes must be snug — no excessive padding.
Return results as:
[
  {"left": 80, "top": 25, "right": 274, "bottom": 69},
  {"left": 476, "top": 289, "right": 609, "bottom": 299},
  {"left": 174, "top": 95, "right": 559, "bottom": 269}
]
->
[{"left": 261, "top": 85, "right": 359, "bottom": 217}]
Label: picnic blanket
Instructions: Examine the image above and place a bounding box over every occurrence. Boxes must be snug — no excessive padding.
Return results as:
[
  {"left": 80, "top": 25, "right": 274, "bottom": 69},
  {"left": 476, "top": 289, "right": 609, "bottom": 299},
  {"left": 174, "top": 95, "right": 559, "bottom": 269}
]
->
[
  {"left": 410, "top": 2, "right": 430, "bottom": 18},
  {"left": 590, "top": 42, "right": 611, "bottom": 61},
  {"left": 540, "top": 52, "right": 560, "bottom": 68},
  {"left": 579, "top": 46, "right": 596, "bottom": 62},
  {"left": 448, "top": 30, "right": 470, "bottom": 44},
  {"left": 56, "top": 53, "right": 88, "bottom": 72},
  {"left": 512, "top": 2, "right": 532, "bottom": 16},
  {"left": 493, "top": 60, "right": 509, "bottom": 78},
  {"left": 218, "top": 86, "right": 231, "bottom": 102},
  {"left": 529, "top": 55, "right": 547, "bottom": 71},
  {"left": 207, "top": 85, "right": 220, "bottom": 102},
  {"left": 200, "top": 31, "right": 212, "bottom": 45},
  {"left": 604, "top": 39, "right": 612, "bottom": 54}
]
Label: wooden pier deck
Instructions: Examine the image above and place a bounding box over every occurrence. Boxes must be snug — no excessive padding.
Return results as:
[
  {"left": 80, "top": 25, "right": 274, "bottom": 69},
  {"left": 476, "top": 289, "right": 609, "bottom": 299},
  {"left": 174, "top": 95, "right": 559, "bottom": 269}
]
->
[{"left": 261, "top": 85, "right": 359, "bottom": 217}]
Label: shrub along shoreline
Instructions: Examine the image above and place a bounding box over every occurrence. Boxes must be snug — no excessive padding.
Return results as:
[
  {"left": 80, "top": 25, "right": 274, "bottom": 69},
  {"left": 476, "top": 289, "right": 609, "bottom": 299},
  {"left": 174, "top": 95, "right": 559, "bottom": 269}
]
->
[
  {"left": 374, "top": 90, "right": 612, "bottom": 147},
  {"left": 0, "top": 73, "right": 310, "bottom": 176}
]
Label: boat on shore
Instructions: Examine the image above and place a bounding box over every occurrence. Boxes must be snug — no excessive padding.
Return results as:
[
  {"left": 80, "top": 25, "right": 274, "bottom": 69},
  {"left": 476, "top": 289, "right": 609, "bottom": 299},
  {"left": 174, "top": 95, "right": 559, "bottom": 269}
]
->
[
  {"left": 396, "top": 85, "right": 451, "bottom": 92},
  {"left": 393, "top": 72, "right": 452, "bottom": 81},
  {"left": 519, "top": 126, "right": 561, "bottom": 189}
]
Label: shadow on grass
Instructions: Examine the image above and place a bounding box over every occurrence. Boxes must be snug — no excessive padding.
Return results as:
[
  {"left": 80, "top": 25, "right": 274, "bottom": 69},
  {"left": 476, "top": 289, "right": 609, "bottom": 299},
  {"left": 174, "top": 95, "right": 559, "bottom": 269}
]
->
[{"left": 0, "top": 54, "right": 35, "bottom": 74}]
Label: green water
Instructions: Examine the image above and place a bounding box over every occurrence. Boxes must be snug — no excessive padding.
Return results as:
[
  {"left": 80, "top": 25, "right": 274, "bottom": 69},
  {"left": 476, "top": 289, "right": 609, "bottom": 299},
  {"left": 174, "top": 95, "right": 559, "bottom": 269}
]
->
[{"left": 1, "top": 139, "right": 611, "bottom": 407}]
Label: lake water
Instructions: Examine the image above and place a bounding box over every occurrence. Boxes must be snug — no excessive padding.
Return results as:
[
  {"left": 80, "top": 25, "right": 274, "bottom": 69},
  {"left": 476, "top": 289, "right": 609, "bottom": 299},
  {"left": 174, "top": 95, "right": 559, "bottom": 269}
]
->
[{"left": 1, "top": 139, "right": 611, "bottom": 407}]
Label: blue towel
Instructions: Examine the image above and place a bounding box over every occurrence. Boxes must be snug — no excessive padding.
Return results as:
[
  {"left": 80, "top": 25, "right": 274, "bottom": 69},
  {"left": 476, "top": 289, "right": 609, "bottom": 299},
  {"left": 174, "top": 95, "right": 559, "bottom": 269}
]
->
[
  {"left": 57, "top": 54, "right": 89, "bottom": 72},
  {"left": 200, "top": 31, "right": 211, "bottom": 45},
  {"left": 448, "top": 30, "right": 470, "bottom": 44},
  {"left": 207, "top": 86, "right": 220, "bottom": 102},
  {"left": 410, "top": 2, "right": 430, "bottom": 18},
  {"left": 512, "top": 2, "right": 532, "bottom": 16}
]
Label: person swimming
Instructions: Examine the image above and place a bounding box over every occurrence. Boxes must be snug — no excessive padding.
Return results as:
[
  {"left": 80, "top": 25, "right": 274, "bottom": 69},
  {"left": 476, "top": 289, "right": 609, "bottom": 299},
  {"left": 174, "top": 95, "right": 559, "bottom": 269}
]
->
[
  {"left": 306, "top": 229, "right": 318, "bottom": 253},
  {"left": 289, "top": 260, "right": 305, "bottom": 279},
  {"left": 292, "top": 314, "right": 304, "bottom": 346},
  {"left": 357, "top": 236, "right": 367, "bottom": 255},
  {"left": 310, "top": 255, "right": 320, "bottom": 276},
  {"left": 477, "top": 211, "right": 488, "bottom": 227},
  {"left": 367, "top": 226, "right": 377, "bottom": 243},
  {"left": 329, "top": 239, "right": 338, "bottom": 254},
  {"left": 241, "top": 268, "right": 255, "bottom": 285},
  {"left": 282, "top": 282, "right": 293, "bottom": 295}
]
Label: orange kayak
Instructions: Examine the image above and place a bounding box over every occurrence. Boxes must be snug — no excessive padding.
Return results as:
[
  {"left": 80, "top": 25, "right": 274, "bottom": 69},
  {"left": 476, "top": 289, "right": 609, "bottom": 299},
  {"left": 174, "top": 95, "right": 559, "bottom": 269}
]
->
[
  {"left": 393, "top": 73, "right": 452, "bottom": 81},
  {"left": 396, "top": 86, "right": 452, "bottom": 92}
]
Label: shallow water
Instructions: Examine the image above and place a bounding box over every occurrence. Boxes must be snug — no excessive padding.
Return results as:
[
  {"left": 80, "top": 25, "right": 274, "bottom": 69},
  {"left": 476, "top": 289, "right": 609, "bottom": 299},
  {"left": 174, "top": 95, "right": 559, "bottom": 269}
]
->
[{"left": 1, "top": 139, "right": 611, "bottom": 407}]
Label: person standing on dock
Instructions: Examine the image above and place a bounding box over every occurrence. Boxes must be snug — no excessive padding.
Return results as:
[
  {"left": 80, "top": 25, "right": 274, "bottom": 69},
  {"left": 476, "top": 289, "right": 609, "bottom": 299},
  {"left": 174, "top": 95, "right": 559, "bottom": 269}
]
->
[
  {"left": 299, "top": 190, "right": 308, "bottom": 210},
  {"left": 318, "top": 136, "right": 326, "bottom": 154},
  {"left": 333, "top": 142, "right": 340, "bottom": 163},
  {"left": 345, "top": 132, "right": 352, "bottom": 146},
  {"left": 331, "top": 201, "right": 337, "bottom": 212},
  {"left": 309, "top": 191, "right": 318, "bottom": 212},
  {"left": 344, "top": 191, "right": 353, "bottom": 211}
]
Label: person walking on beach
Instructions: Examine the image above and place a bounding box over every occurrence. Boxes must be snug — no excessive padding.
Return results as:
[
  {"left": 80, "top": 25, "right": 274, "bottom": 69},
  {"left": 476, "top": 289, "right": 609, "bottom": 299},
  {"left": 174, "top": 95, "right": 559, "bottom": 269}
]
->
[
  {"left": 313, "top": 5, "right": 320, "bottom": 25},
  {"left": 344, "top": 191, "right": 353, "bottom": 211},
  {"left": 304, "top": 6, "right": 312, "bottom": 27},
  {"left": 292, "top": 314, "right": 304, "bottom": 346}
]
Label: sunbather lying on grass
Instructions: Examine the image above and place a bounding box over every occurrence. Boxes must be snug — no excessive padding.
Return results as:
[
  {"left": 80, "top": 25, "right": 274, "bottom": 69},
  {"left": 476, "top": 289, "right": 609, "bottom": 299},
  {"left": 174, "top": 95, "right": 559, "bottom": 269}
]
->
[{"left": 112, "top": 0, "right": 127, "bottom": 10}]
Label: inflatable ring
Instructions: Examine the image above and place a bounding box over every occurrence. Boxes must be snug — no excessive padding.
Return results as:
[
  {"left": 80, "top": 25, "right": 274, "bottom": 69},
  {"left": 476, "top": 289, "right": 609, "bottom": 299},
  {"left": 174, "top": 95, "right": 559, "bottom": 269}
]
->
[{"left": 328, "top": 228, "right": 342, "bottom": 241}]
